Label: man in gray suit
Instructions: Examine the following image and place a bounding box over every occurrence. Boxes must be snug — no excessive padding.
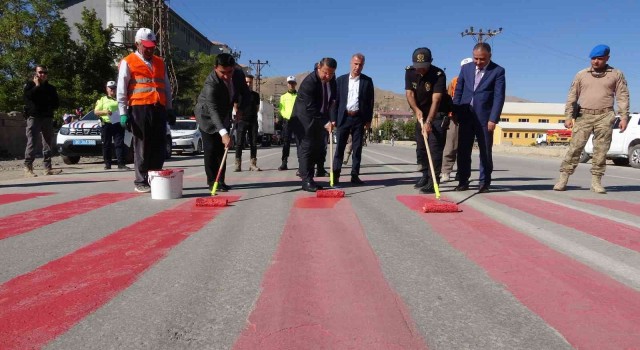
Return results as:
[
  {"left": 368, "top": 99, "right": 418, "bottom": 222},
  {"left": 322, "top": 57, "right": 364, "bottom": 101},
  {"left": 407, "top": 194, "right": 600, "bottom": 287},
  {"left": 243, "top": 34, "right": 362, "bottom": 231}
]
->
[{"left": 194, "top": 53, "right": 236, "bottom": 192}]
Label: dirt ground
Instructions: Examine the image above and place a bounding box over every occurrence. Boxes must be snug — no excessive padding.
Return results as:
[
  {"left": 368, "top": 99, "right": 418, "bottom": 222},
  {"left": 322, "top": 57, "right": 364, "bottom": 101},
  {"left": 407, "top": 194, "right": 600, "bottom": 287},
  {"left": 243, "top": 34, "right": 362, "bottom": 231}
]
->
[{"left": 0, "top": 145, "right": 570, "bottom": 182}]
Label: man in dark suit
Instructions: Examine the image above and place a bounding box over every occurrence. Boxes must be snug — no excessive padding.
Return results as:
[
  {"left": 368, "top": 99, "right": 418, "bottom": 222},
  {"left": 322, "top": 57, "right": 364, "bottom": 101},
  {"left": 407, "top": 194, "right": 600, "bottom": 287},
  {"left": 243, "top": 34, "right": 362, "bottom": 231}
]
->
[
  {"left": 453, "top": 42, "right": 506, "bottom": 193},
  {"left": 290, "top": 57, "right": 338, "bottom": 192},
  {"left": 331, "top": 53, "right": 374, "bottom": 185},
  {"left": 194, "top": 53, "right": 236, "bottom": 193}
]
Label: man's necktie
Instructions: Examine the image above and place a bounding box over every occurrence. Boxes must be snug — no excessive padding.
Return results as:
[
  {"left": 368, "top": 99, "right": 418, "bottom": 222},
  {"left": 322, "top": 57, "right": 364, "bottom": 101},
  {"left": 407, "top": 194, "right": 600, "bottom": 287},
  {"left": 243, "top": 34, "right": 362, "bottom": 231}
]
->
[
  {"left": 474, "top": 68, "right": 483, "bottom": 91},
  {"left": 322, "top": 82, "right": 329, "bottom": 115}
]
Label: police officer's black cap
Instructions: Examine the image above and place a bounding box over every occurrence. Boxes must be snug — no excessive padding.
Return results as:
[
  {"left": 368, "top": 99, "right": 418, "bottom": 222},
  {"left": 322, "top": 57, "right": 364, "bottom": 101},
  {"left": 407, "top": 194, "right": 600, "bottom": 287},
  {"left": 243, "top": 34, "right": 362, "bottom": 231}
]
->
[{"left": 412, "top": 47, "right": 433, "bottom": 68}]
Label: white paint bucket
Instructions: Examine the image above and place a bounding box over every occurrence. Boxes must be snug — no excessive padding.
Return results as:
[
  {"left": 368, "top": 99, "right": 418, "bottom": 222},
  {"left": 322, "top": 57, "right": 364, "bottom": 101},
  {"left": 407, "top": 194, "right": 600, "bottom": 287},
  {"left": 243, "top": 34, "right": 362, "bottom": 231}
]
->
[{"left": 148, "top": 169, "right": 184, "bottom": 200}]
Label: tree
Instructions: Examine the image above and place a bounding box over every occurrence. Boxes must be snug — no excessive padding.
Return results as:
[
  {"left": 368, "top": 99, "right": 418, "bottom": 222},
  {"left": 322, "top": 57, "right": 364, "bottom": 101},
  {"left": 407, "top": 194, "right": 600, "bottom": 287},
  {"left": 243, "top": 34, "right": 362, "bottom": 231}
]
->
[{"left": 0, "top": 0, "right": 75, "bottom": 112}]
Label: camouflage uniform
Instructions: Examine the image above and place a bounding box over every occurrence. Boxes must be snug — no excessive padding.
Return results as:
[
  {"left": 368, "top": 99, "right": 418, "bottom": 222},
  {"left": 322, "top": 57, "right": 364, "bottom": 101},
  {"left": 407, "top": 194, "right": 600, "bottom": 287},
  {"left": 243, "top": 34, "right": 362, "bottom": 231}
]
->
[{"left": 560, "top": 66, "right": 629, "bottom": 176}]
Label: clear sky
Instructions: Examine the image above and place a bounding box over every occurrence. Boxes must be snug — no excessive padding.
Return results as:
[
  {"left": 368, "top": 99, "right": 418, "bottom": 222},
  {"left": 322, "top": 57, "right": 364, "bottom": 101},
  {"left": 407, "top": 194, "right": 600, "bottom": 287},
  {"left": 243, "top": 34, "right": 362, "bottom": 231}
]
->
[{"left": 169, "top": 0, "right": 639, "bottom": 112}]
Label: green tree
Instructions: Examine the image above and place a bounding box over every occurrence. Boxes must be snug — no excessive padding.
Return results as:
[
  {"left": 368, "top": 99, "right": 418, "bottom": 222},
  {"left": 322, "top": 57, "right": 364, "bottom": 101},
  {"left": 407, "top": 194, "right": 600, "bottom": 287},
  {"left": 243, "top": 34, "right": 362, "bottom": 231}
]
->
[
  {"left": 66, "top": 8, "right": 118, "bottom": 113},
  {"left": 0, "top": 0, "right": 75, "bottom": 112},
  {"left": 402, "top": 119, "right": 416, "bottom": 140}
]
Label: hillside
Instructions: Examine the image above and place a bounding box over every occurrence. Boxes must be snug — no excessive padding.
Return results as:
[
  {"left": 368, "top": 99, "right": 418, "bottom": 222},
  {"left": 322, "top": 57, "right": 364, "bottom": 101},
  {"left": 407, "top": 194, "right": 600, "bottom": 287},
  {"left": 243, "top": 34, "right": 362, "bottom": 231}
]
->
[{"left": 257, "top": 74, "right": 530, "bottom": 110}]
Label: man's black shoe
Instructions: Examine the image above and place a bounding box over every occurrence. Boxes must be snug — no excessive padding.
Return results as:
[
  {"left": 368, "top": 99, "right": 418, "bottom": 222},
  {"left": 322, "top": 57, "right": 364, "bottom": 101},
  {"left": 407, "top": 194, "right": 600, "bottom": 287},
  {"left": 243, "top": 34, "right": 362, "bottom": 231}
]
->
[
  {"left": 302, "top": 181, "right": 320, "bottom": 192},
  {"left": 350, "top": 175, "right": 365, "bottom": 185},
  {"left": 477, "top": 185, "right": 490, "bottom": 193},
  {"left": 104, "top": 164, "right": 111, "bottom": 170},
  {"left": 455, "top": 182, "right": 470, "bottom": 191},
  {"left": 419, "top": 183, "right": 435, "bottom": 194},
  {"left": 278, "top": 162, "right": 288, "bottom": 171},
  {"left": 414, "top": 175, "right": 429, "bottom": 188},
  {"left": 316, "top": 169, "right": 328, "bottom": 177},
  {"left": 218, "top": 182, "right": 231, "bottom": 192}
]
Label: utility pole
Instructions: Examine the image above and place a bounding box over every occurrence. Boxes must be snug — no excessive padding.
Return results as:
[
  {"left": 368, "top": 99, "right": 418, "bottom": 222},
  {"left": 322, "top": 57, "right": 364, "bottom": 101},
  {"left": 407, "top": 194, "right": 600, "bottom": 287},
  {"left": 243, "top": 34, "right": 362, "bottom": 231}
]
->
[
  {"left": 249, "top": 59, "right": 269, "bottom": 95},
  {"left": 460, "top": 26, "right": 503, "bottom": 43}
]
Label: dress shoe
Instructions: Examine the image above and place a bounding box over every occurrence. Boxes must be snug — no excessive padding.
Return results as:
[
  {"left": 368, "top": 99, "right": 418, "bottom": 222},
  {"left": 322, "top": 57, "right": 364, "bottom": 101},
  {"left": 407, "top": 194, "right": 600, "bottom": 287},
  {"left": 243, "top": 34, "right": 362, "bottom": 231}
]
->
[
  {"left": 419, "top": 183, "right": 435, "bottom": 194},
  {"left": 104, "top": 164, "right": 112, "bottom": 170},
  {"left": 454, "top": 182, "right": 470, "bottom": 191},
  {"left": 477, "top": 185, "right": 490, "bottom": 193},
  {"left": 301, "top": 181, "right": 319, "bottom": 192},
  {"left": 350, "top": 175, "right": 365, "bottom": 185},
  {"left": 316, "top": 169, "right": 328, "bottom": 177},
  {"left": 414, "top": 175, "right": 429, "bottom": 188},
  {"left": 217, "top": 182, "right": 231, "bottom": 192},
  {"left": 440, "top": 173, "right": 450, "bottom": 182}
]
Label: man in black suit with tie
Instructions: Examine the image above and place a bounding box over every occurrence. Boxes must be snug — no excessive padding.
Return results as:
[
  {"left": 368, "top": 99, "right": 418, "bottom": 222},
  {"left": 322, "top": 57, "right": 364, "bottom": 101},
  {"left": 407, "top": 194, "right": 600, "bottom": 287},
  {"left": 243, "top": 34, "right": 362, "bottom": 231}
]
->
[
  {"left": 331, "top": 53, "right": 374, "bottom": 185},
  {"left": 290, "top": 57, "right": 338, "bottom": 192},
  {"left": 194, "top": 53, "right": 236, "bottom": 193}
]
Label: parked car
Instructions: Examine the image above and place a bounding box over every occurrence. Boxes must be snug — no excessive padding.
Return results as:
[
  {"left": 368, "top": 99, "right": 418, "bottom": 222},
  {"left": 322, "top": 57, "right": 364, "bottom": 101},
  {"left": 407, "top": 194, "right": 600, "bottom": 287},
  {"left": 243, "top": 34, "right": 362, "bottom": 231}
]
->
[
  {"left": 56, "top": 111, "right": 172, "bottom": 165},
  {"left": 170, "top": 117, "right": 202, "bottom": 155},
  {"left": 581, "top": 113, "right": 640, "bottom": 168}
]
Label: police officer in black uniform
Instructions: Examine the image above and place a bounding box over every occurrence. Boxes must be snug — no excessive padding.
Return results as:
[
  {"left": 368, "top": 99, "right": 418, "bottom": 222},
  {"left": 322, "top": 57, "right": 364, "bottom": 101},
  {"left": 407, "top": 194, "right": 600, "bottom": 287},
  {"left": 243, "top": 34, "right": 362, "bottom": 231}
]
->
[{"left": 405, "top": 47, "right": 450, "bottom": 193}]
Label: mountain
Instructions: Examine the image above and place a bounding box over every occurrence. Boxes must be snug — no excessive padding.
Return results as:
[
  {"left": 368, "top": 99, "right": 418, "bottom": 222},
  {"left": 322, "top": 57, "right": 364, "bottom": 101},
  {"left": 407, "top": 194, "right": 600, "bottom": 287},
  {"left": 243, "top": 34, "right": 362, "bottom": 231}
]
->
[{"left": 256, "top": 74, "right": 531, "bottom": 109}]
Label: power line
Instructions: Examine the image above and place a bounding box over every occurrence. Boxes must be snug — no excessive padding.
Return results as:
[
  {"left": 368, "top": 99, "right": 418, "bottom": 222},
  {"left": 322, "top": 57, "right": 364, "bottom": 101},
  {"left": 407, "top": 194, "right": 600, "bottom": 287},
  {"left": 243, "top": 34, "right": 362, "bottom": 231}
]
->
[{"left": 460, "top": 26, "right": 503, "bottom": 43}]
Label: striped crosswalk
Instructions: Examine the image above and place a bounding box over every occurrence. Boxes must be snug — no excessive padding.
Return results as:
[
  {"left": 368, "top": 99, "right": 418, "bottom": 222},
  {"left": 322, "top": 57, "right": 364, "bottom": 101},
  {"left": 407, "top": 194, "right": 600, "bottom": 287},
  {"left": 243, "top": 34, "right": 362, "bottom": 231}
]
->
[{"left": 0, "top": 145, "right": 638, "bottom": 349}]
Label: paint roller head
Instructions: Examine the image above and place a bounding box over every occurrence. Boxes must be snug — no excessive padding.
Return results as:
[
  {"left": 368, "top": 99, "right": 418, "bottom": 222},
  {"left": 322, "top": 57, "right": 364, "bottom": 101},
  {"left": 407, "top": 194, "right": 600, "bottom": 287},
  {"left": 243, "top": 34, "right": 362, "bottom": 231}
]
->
[
  {"left": 316, "top": 189, "right": 345, "bottom": 198},
  {"left": 195, "top": 197, "right": 228, "bottom": 207},
  {"left": 422, "top": 199, "right": 460, "bottom": 213}
]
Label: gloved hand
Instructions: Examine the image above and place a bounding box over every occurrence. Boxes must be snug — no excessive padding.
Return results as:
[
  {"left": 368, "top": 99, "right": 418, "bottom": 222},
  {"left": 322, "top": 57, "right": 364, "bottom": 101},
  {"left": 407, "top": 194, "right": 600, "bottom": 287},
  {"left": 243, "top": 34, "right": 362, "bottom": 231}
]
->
[
  {"left": 167, "top": 109, "right": 176, "bottom": 126},
  {"left": 120, "top": 114, "right": 128, "bottom": 125}
]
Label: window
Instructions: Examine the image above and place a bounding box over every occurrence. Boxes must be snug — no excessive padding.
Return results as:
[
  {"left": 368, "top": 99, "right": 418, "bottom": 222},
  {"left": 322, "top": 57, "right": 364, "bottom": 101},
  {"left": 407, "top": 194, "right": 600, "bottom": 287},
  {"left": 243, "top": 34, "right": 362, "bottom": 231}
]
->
[
  {"left": 558, "top": 119, "right": 565, "bottom": 124},
  {"left": 539, "top": 119, "right": 549, "bottom": 123},
  {"left": 524, "top": 133, "right": 528, "bottom": 138},
  {"left": 516, "top": 133, "right": 520, "bottom": 138},
  {"left": 500, "top": 118, "right": 509, "bottom": 122},
  {"left": 503, "top": 132, "right": 507, "bottom": 138},
  {"left": 509, "top": 133, "right": 513, "bottom": 138},
  {"left": 518, "top": 118, "right": 529, "bottom": 122}
]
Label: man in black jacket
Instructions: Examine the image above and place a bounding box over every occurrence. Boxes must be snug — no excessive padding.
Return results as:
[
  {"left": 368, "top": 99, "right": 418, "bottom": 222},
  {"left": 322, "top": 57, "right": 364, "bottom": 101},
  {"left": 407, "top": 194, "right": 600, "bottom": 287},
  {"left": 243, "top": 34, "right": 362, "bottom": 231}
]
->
[
  {"left": 194, "top": 53, "right": 236, "bottom": 192},
  {"left": 234, "top": 74, "right": 262, "bottom": 172},
  {"left": 23, "top": 65, "right": 62, "bottom": 177},
  {"left": 290, "top": 58, "right": 337, "bottom": 192}
]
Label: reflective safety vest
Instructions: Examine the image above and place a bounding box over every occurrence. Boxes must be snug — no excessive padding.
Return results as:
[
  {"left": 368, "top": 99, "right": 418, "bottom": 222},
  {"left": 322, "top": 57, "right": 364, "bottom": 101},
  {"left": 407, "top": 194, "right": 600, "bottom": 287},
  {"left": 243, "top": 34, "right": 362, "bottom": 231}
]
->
[
  {"left": 123, "top": 53, "right": 167, "bottom": 106},
  {"left": 278, "top": 91, "right": 297, "bottom": 120}
]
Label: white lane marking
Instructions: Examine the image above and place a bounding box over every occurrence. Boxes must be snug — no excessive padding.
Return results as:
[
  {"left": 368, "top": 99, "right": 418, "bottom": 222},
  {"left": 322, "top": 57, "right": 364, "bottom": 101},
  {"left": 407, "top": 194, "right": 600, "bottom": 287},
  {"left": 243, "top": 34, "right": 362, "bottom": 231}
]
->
[
  {"left": 187, "top": 149, "right": 282, "bottom": 178},
  {"left": 364, "top": 148, "right": 415, "bottom": 164}
]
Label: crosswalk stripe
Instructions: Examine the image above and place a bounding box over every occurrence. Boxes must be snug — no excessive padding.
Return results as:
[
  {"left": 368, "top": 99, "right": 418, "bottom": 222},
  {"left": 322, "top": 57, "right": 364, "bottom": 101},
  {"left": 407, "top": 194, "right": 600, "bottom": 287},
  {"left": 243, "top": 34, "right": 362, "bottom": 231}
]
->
[
  {"left": 398, "top": 195, "right": 640, "bottom": 349},
  {"left": 0, "top": 192, "right": 55, "bottom": 206},
  {"left": 488, "top": 195, "right": 640, "bottom": 253},
  {"left": 233, "top": 195, "right": 428, "bottom": 349},
  {"left": 0, "top": 193, "right": 138, "bottom": 240},
  {"left": 0, "top": 196, "right": 238, "bottom": 350},
  {"left": 573, "top": 197, "right": 640, "bottom": 216}
]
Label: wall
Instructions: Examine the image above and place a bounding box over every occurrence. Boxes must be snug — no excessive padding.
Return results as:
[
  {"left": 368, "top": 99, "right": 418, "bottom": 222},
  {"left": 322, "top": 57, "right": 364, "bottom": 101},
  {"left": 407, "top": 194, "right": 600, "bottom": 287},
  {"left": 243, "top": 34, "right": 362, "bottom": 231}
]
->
[{"left": 0, "top": 112, "right": 27, "bottom": 158}]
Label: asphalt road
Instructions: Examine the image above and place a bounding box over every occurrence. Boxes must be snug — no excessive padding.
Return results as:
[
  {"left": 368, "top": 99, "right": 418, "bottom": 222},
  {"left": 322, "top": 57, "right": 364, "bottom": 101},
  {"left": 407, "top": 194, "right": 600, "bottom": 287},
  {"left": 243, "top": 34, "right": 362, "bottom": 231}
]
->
[{"left": 1, "top": 143, "right": 639, "bottom": 350}]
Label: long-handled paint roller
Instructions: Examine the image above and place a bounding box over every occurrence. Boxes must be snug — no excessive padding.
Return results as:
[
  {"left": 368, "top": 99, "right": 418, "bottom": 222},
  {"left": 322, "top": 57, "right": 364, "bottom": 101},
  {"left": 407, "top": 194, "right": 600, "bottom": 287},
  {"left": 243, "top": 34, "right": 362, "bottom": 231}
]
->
[
  {"left": 196, "top": 146, "right": 230, "bottom": 207},
  {"left": 421, "top": 124, "right": 459, "bottom": 213},
  {"left": 317, "top": 127, "right": 345, "bottom": 198}
]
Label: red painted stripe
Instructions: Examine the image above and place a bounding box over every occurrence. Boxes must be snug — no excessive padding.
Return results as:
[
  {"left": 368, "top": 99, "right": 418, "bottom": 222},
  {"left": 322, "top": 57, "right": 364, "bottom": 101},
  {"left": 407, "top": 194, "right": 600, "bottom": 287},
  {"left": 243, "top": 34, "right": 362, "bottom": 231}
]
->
[
  {"left": 398, "top": 195, "right": 640, "bottom": 349},
  {"left": 0, "top": 196, "right": 239, "bottom": 350},
  {"left": 233, "top": 196, "right": 428, "bottom": 349},
  {"left": 0, "top": 193, "right": 138, "bottom": 240},
  {"left": 0, "top": 192, "right": 55, "bottom": 206},
  {"left": 574, "top": 198, "right": 640, "bottom": 217},
  {"left": 488, "top": 195, "right": 640, "bottom": 253}
]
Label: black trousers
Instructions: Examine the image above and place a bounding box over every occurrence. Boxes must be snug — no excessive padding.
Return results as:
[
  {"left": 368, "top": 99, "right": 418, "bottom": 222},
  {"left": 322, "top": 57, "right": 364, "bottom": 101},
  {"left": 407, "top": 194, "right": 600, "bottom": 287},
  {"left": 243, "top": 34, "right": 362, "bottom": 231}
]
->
[
  {"left": 101, "top": 122, "right": 126, "bottom": 166},
  {"left": 333, "top": 112, "right": 365, "bottom": 176},
  {"left": 130, "top": 104, "right": 167, "bottom": 185},
  {"left": 281, "top": 119, "right": 293, "bottom": 160},
  {"left": 296, "top": 120, "right": 326, "bottom": 182},
  {"left": 415, "top": 113, "right": 448, "bottom": 182},
  {"left": 201, "top": 129, "right": 226, "bottom": 188},
  {"left": 235, "top": 119, "right": 258, "bottom": 159}
]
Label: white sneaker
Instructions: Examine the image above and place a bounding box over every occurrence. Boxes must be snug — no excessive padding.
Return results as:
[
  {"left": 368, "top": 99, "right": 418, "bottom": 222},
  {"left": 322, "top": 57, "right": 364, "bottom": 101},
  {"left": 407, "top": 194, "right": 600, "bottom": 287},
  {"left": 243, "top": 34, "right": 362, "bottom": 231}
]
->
[{"left": 441, "top": 173, "right": 450, "bottom": 182}]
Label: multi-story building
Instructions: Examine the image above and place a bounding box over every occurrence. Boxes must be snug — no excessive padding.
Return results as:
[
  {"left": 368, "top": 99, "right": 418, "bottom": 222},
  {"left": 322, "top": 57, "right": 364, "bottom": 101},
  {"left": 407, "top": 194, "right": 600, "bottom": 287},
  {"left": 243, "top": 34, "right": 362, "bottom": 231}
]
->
[
  {"left": 496, "top": 102, "right": 566, "bottom": 146},
  {"left": 60, "top": 0, "right": 227, "bottom": 59}
]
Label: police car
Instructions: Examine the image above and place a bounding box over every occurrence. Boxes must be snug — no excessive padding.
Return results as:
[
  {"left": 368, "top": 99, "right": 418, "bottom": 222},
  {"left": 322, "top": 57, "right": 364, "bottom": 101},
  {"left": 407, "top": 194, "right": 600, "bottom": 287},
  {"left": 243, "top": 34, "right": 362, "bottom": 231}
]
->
[
  {"left": 581, "top": 113, "right": 640, "bottom": 168},
  {"left": 56, "top": 111, "right": 172, "bottom": 164},
  {"left": 170, "top": 117, "right": 202, "bottom": 155}
]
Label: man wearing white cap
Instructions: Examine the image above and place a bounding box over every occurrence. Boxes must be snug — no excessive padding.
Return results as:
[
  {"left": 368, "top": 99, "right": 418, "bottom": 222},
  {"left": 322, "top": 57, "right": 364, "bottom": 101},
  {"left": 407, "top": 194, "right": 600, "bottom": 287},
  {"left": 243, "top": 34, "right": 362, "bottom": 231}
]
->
[
  {"left": 95, "top": 80, "right": 129, "bottom": 170},
  {"left": 277, "top": 75, "right": 298, "bottom": 170},
  {"left": 441, "top": 57, "right": 473, "bottom": 182},
  {"left": 117, "top": 27, "right": 175, "bottom": 193}
]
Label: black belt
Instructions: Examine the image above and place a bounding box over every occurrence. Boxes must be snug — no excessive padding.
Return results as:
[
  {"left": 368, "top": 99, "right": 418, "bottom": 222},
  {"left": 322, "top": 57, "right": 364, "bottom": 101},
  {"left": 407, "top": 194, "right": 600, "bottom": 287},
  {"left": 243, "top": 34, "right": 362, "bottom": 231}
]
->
[{"left": 580, "top": 107, "right": 613, "bottom": 114}]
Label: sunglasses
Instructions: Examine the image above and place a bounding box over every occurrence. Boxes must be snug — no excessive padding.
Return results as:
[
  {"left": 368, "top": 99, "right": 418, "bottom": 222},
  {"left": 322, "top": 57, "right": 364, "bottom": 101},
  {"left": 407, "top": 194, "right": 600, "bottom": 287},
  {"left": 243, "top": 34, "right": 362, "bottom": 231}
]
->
[{"left": 37, "top": 71, "right": 48, "bottom": 74}]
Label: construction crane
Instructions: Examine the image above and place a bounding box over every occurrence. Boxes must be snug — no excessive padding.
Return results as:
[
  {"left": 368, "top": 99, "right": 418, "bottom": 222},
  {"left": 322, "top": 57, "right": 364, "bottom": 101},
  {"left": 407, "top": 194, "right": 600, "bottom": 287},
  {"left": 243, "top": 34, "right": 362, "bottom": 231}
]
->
[{"left": 123, "top": 0, "right": 178, "bottom": 98}]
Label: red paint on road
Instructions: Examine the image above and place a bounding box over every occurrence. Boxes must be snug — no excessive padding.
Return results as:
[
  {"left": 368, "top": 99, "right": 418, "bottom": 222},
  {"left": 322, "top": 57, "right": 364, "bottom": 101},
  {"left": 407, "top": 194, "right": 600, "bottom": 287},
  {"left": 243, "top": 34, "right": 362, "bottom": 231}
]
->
[
  {"left": 574, "top": 198, "right": 640, "bottom": 217},
  {"left": 233, "top": 196, "right": 428, "bottom": 349},
  {"left": 0, "top": 196, "right": 238, "bottom": 350},
  {"left": 488, "top": 195, "right": 640, "bottom": 253},
  {"left": 398, "top": 195, "right": 640, "bottom": 350},
  {"left": 293, "top": 196, "right": 342, "bottom": 208},
  {"left": 0, "top": 192, "right": 55, "bottom": 205},
  {"left": 0, "top": 193, "right": 138, "bottom": 240}
]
